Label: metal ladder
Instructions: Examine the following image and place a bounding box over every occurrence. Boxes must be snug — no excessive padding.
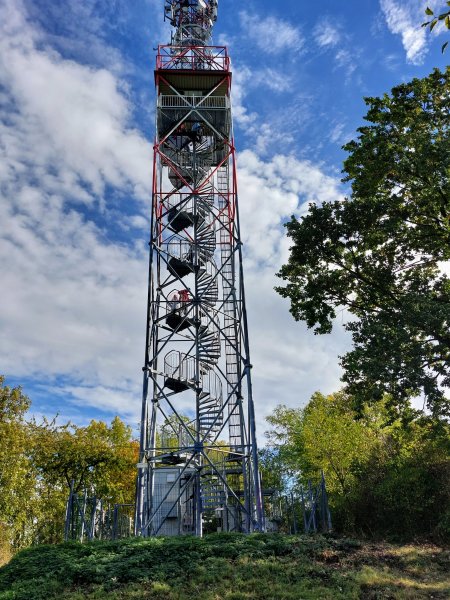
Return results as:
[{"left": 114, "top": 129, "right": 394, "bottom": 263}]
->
[{"left": 217, "top": 165, "right": 243, "bottom": 452}]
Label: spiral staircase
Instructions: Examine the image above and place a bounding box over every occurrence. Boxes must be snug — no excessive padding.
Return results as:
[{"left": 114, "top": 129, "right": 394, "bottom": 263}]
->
[{"left": 161, "top": 132, "right": 223, "bottom": 441}]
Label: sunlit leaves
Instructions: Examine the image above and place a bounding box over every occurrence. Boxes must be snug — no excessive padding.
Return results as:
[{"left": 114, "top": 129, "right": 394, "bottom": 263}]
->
[
  {"left": 0, "top": 375, "right": 138, "bottom": 556},
  {"left": 264, "top": 392, "right": 450, "bottom": 537},
  {"left": 422, "top": 4, "right": 450, "bottom": 52},
  {"left": 265, "top": 392, "right": 382, "bottom": 496}
]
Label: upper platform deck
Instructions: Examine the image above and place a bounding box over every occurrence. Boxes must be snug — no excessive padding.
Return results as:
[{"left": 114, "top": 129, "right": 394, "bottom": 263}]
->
[
  {"left": 155, "top": 45, "right": 231, "bottom": 94},
  {"left": 156, "top": 45, "right": 229, "bottom": 71}
]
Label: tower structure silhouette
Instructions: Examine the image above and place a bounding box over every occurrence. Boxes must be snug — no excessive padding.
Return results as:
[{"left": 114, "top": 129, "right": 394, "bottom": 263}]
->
[{"left": 135, "top": 0, "right": 264, "bottom": 536}]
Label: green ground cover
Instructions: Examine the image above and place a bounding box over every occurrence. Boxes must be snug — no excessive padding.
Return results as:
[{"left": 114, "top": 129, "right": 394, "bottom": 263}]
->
[{"left": 0, "top": 534, "right": 448, "bottom": 600}]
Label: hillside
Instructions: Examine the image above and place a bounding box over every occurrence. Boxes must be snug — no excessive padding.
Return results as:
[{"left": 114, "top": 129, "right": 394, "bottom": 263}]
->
[{"left": 0, "top": 534, "right": 448, "bottom": 600}]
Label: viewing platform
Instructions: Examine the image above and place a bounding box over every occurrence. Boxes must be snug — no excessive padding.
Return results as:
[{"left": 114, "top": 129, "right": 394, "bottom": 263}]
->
[
  {"left": 155, "top": 45, "right": 231, "bottom": 96},
  {"left": 156, "top": 45, "right": 230, "bottom": 72}
]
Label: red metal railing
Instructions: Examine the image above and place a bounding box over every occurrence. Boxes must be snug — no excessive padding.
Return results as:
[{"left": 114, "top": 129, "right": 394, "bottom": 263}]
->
[{"left": 156, "top": 45, "right": 230, "bottom": 72}]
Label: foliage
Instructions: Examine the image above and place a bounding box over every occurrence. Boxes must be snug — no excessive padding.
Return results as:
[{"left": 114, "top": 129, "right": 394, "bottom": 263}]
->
[
  {"left": 265, "top": 392, "right": 450, "bottom": 540},
  {"left": 276, "top": 68, "right": 450, "bottom": 416},
  {"left": 258, "top": 447, "right": 288, "bottom": 493},
  {"left": 27, "top": 416, "right": 138, "bottom": 547},
  {"left": 423, "top": 3, "right": 450, "bottom": 52},
  {"left": 263, "top": 404, "right": 304, "bottom": 487},
  {"left": 31, "top": 417, "right": 138, "bottom": 502},
  {"left": 348, "top": 415, "right": 450, "bottom": 539},
  {"left": 0, "top": 534, "right": 448, "bottom": 600},
  {"left": 297, "top": 392, "right": 382, "bottom": 495},
  {"left": 0, "top": 378, "right": 36, "bottom": 558},
  {"left": 0, "top": 376, "right": 138, "bottom": 560},
  {"left": 265, "top": 393, "right": 383, "bottom": 495}
]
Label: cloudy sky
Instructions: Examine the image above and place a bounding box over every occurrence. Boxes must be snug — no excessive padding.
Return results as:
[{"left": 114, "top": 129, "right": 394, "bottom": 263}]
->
[{"left": 1, "top": 0, "right": 448, "bottom": 440}]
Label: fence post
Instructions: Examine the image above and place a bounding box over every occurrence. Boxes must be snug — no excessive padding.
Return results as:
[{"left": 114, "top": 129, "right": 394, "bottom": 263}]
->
[
  {"left": 113, "top": 504, "right": 119, "bottom": 540},
  {"left": 309, "top": 480, "right": 317, "bottom": 533},
  {"left": 300, "top": 486, "right": 307, "bottom": 533},
  {"left": 88, "top": 495, "right": 97, "bottom": 541},
  {"left": 291, "top": 492, "right": 298, "bottom": 534},
  {"left": 64, "top": 480, "right": 75, "bottom": 541},
  {"left": 79, "top": 489, "right": 88, "bottom": 542},
  {"left": 321, "top": 471, "right": 332, "bottom": 532}
]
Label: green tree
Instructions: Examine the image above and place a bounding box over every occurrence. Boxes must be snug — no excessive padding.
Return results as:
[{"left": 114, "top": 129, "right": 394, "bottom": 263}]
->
[
  {"left": 28, "top": 416, "right": 138, "bottom": 545},
  {"left": 0, "top": 377, "right": 139, "bottom": 555},
  {"left": 264, "top": 405, "right": 304, "bottom": 473},
  {"left": 423, "top": 3, "right": 450, "bottom": 52},
  {"left": 0, "top": 378, "right": 36, "bottom": 559},
  {"left": 265, "top": 393, "right": 381, "bottom": 496},
  {"left": 347, "top": 414, "right": 450, "bottom": 539},
  {"left": 276, "top": 68, "right": 450, "bottom": 416},
  {"left": 31, "top": 417, "right": 138, "bottom": 501},
  {"left": 264, "top": 392, "right": 450, "bottom": 538},
  {"left": 259, "top": 447, "right": 289, "bottom": 494}
]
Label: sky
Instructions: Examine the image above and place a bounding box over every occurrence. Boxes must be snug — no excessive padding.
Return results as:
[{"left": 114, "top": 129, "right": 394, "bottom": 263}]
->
[{"left": 1, "top": 0, "right": 448, "bottom": 442}]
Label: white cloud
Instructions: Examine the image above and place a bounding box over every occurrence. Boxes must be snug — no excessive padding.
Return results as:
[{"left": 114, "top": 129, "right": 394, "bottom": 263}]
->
[
  {"left": 0, "top": 0, "right": 151, "bottom": 422},
  {"left": 230, "top": 67, "right": 313, "bottom": 155},
  {"left": 127, "top": 215, "right": 150, "bottom": 230},
  {"left": 383, "top": 52, "right": 402, "bottom": 71},
  {"left": 230, "top": 65, "right": 258, "bottom": 126},
  {"left": 335, "top": 49, "right": 358, "bottom": 78},
  {"left": 254, "top": 68, "right": 293, "bottom": 93},
  {"left": 0, "top": 9, "right": 151, "bottom": 202},
  {"left": 239, "top": 11, "right": 304, "bottom": 55},
  {"left": 327, "top": 120, "right": 355, "bottom": 147},
  {"left": 238, "top": 150, "right": 344, "bottom": 269},
  {"left": 230, "top": 63, "right": 293, "bottom": 128},
  {"left": 312, "top": 19, "right": 357, "bottom": 79},
  {"left": 380, "top": 0, "right": 441, "bottom": 64},
  {"left": 314, "top": 22, "right": 341, "bottom": 48}
]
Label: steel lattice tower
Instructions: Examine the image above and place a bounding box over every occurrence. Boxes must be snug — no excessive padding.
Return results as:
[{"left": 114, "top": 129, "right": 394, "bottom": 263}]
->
[{"left": 135, "top": 0, "right": 264, "bottom": 537}]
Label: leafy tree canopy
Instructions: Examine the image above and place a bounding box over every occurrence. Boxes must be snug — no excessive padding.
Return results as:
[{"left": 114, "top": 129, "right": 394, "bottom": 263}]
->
[
  {"left": 265, "top": 392, "right": 385, "bottom": 496},
  {"left": 0, "top": 376, "right": 138, "bottom": 556},
  {"left": 30, "top": 416, "right": 138, "bottom": 503},
  {"left": 265, "top": 392, "right": 450, "bottom": 538},
  {"left": 0, "top": 378, "right": 34, "bottom": 558},
  {"left": 276, "top": 68, "right": 450, "bottom": 416}
]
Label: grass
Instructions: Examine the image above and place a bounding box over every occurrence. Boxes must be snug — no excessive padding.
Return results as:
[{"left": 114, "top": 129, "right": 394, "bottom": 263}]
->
[{"left": 0, "top": 534, "right": 448, "bottom": 599}]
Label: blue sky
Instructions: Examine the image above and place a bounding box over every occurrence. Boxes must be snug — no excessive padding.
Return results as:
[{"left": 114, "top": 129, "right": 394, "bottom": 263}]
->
[{"left": 1, "top": 0, "right": 448, "bottom": 440}]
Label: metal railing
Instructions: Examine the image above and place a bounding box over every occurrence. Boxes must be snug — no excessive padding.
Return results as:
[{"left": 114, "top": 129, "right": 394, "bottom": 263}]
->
[
  {"left": 164, "top": 150, "right": 212, "bottom": 171},
  {"left": 164, "top": 238, "right": 193, "bottom": 262},
  {"left": 165, "top": 193, "right": 214, "bottom": 214},
  {"left": 163, "top": 351, "right": 222, "bottom": 408},
  {"left": 64, "top": 482, "right": 135, "bottom": 542},
  {"left": 156, "top": 45, "right": 230, "bottom": 72},
  {"left": 164, "top": 350, "right": 196, "bottom": 383},
  {"left": 161, "top": 421, "right": 194, "bottom": 450},
  {"left": 163, "top": 238, "right": 213, "bottom": 266},
  {"left": 159, "top": 95, "right": 228, "bottom": 109}
]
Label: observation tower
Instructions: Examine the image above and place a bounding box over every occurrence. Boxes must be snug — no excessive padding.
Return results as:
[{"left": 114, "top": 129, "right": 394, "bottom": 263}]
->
[{"left": 135, "top": 0, "right": 264, "bottom": 537}]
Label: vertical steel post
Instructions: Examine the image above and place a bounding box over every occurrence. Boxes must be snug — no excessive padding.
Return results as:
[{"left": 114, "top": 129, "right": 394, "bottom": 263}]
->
[
  {"left": 80, "top": 489, "right": 88, "bottom": 542},
  {"left": 113, "top": 504, "right": 119, "bottom": 540},
  {"left": 321, "top": 471, "right": 332, "bottom": 532},
  {"left": 291, "top": 492, "right": 298, "bottom": 534},
  {"left": 308, "top": 480, "right": 317, "bottom": 533},
  {"left": 64, "top": 480, "right": 74, "bottom": 541},
  {"left": 300, "top": 486, "right": 308, "bottom": 533},
  {"left": 88, "top": 496, "right": 97, "bottom": 541}
]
